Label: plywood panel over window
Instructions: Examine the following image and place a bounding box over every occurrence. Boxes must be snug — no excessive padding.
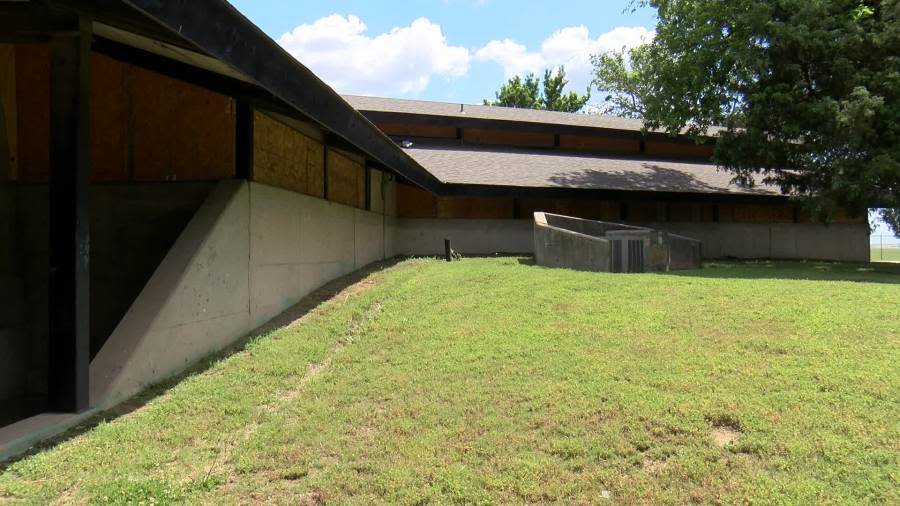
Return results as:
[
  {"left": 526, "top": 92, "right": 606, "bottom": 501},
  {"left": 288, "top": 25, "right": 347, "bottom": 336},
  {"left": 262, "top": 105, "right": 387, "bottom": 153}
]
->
[
  {"left": 132, "top": 66, "right": 234, "bottom": 181},
  {"left": 253, "top": 111, "right": 327, "bottom": 197},
  {"left": 14, "top": 45, "right": 235, "bottom": 183},
  {"left": 327, "top": 148, "right": 366, "bottom": 209},
  {"left": 463, "top": 128, "right": 554, "bottom": 148},
  {"left": 15, "top": 44, "right": 49, "bottom": 183},
  {"left": 669, "top": 202, "right": 716, "bottom": 222},
  {"left": 627, "top": 201, "right": 667, "bottom": 222},
  {"left": 645, "top": 140, "right": 714, "bottom": 160},
  {"left": 396, "top": 182, "right": 437, "bottom": 218},
  {"left": 437, "top": 196, "right": 514, "bottom": 219},
  {"left": 517, "top": 198, "right": 559, "bottom": 218},
  {"left": 0, "top": 45, "right": 18, "bottom": 182},
  {"left": 369, "top": 169, "right": 384, "bottom": 214},
  {"left": 559, "top": 135, "right": 640, "bottom": 155},
  {"left": 377, "top": 123, "right": 457, "bottom": 139},
  {"left": 91, "top": 54, "right": 129, "bottom": 182},
  {"left": 306, "top": 141, "right": 325, "bottom": 198}
]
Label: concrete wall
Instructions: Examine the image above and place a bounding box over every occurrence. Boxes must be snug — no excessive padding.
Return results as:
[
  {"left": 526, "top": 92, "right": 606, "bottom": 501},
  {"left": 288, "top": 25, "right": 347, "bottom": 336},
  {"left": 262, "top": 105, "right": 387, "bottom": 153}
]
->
[
  {"left": 642, "top": 222, "right": 870, "bottom": 263},
  {"left": 534, "top": 214, "right": 611, "bottom": 272},
  {"left": 394, "top": 218, "right": 870, "bottom": 262},
  {"left": 91, "top": 180, "right": 394, "bottom": 408}
]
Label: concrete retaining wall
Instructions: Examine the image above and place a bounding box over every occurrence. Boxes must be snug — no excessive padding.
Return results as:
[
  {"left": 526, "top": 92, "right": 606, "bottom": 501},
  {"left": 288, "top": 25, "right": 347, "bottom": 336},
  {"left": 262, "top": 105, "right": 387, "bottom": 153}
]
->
[
  {"left": 395, "top": 218, "right": 533, "bottom": 255},
  {"left": 394, "top": 218, "right": 870, "bottom": 262},
  {"left": 90, "top": 180, "right": 393, "bottom": 408},
  {"left": 534, "top": 214, "right": 611, "bottom": 271}
]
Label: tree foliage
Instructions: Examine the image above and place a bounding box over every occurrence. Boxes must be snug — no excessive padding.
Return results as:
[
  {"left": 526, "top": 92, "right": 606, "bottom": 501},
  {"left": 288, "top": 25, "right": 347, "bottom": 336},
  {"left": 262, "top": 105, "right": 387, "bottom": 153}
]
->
[
  {"left": 485, "top": 67, "right": 591, "bottom": 112},
  {"left": 597, "top": 0, "right": 900, "bottom": 235},
  {"left": 591, "top": 44, "right": 653, "bottom": 118}
]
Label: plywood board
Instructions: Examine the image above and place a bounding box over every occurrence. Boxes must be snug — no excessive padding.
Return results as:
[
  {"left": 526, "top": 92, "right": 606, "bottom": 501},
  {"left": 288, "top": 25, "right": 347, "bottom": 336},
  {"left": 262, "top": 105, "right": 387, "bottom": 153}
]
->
[
  {"left": 15, "top": 44, "right": 49, "bottom": 183},
  {"left": 253, "top": 111, "right": 313, "bottom": 195},
  {"left": 377, "top": 122, "right": 457, "bottom": 139},
  {"left": 437, "top": 196, "right": 514, "bottom": 219},
  {"left": 559, "top": 135, "right": 640, "bottom": 155},
  {"left": 396, "top": 182, "right": 437, "bottom": 218},
  {"left": 306, "top": 141, "right": 325, "bottom": 198},
  {"left": 327, "top": 148, "right": 364, "bottom": 209},
  {"left": 645, "top": 140, "right": 714, "bottom": 160},
  {"left": 463, "top": 128, "right": 554, "bottom": 148},
  {"left": 90, "top": 54, "right": 129, "bottom": 182},
  {"left": 132, "top": 65, "right": 234, "bottom": 181},
  {"left": 0, "top": 45, "right": 17, "bottom": 182}
]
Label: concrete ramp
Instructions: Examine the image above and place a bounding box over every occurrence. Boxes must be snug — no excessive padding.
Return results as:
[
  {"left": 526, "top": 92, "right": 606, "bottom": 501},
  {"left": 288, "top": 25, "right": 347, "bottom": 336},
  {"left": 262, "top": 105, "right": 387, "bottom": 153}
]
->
[{"left": 533, "top": 212, "right": 702, "bottom": 273}]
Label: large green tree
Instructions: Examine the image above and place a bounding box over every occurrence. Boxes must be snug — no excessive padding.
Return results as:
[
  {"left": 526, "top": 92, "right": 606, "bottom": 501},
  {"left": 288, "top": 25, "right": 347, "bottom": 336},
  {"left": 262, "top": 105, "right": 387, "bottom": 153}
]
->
[
  {"left": 595, "top": 0, "right": 900, "bottom": 234},
  {"left": 485, "top": 67, "right": 591, "bottom": 112}
]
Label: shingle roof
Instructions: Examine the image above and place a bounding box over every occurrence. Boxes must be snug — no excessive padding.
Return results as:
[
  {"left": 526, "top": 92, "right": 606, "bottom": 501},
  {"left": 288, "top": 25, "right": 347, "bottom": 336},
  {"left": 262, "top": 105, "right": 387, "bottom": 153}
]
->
[
  {"left": 345, "top": 94, "right": 647, "bottom": 132},
  {"left": 403, "top": 145, "right": 780, "bottom": 196}
]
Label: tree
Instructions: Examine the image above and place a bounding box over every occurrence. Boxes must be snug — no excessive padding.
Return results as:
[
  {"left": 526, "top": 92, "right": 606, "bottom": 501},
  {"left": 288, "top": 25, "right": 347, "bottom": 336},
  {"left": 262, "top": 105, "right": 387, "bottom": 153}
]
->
[
  {"left": 485, "top": 67, "right": 590, "bottom": 112},
  {"left": 591, "top": 44, "right": 652, "bottom": 119},
  {"left": 598, "top": 0, "right": 900, "bottom": 235}
]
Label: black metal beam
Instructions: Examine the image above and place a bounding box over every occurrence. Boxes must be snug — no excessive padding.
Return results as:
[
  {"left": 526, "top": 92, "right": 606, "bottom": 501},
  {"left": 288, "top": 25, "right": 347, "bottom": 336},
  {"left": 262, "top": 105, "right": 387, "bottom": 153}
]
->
[
  {"left": 235, "top": 100, "right": 254, "bottom": 180},
  {"left": 48, "top": 15, "right": 91, "bottom": 414}
]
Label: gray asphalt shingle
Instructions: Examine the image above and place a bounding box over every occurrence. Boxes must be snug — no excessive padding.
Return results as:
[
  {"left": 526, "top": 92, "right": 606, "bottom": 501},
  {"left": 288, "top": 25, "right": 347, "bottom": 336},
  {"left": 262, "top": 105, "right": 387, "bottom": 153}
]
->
[{"left": 403, "top": 145, "right": 780, "bottom": 195}]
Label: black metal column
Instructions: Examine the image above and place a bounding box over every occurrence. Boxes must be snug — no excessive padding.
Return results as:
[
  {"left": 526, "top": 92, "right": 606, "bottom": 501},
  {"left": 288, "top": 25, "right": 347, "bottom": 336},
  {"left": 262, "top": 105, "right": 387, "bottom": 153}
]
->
[
  {"left": 235, "top": 99, "right": 254, "bottom": 179},
  {"left": 48, "top": 16, "right": 91, "bottom": 413}
]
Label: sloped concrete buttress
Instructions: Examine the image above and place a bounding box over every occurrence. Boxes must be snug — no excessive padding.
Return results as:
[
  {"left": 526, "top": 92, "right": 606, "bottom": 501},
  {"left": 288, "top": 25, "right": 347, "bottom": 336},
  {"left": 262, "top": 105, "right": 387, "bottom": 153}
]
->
[{"left": 89, "top": 181, "right": 251, "bottom": 408}]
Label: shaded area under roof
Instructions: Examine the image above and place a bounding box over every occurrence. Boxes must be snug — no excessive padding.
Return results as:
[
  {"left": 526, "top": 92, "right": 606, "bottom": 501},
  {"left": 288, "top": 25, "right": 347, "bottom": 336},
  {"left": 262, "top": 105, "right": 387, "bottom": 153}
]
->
[{"left": 403, "top": 145, "right": 780, "bottom": 196}]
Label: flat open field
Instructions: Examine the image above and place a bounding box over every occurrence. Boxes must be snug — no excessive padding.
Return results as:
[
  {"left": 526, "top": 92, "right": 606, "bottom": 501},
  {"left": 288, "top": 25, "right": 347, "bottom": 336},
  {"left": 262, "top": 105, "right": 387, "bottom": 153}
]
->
[
  {"left": 872, "top": 246, "right": 900, "bottom": 263},
  {"left": 1, "top": 259, "right": 898, "bottom": 504}
]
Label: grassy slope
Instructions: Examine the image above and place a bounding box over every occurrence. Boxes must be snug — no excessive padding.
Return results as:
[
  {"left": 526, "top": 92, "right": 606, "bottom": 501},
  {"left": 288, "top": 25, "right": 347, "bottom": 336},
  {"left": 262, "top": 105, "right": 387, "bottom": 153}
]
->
[{"left": 1, "top": 259, "right": 898, "bottom": 505}]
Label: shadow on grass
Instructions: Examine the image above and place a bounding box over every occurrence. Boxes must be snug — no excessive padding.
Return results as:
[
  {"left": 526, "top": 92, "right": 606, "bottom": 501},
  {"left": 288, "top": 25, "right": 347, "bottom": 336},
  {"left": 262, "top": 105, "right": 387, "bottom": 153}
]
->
[
  {"left": 0, "top": 258, "right": 403, "bottom": 469},
  {"left": 668, "top": 259, "right": 900, "bottom": 284}
]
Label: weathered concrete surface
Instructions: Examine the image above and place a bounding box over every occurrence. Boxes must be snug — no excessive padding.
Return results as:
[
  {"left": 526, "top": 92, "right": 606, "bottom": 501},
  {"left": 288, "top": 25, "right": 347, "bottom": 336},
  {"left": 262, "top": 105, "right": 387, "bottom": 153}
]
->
[
  {"left": 90, "top": 180, "right": 394, "bottom": 408},
  {"left": 90, "top": 181, "right": 251, "bottom": 408},
  {"left": 395, "top": 218, "right": 869, "bottom": 262},
  {"left": 534, "top": 213, "right": 611, "bottom": 271},
  {"left": 395, "top": 218, "right": 533, "bottom": 255},
  {"left": 248, "top": 183, "right": 387, "bottom": 326},
  {"left": 640, "top": 222, "right": 870, "bottom": 262}
]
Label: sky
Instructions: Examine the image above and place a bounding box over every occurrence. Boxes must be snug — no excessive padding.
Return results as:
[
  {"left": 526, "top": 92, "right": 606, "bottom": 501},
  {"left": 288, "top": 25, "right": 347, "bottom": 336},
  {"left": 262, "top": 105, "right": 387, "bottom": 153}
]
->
[{"left": 226, "top": 0, "right": 657, "bottom": 106}]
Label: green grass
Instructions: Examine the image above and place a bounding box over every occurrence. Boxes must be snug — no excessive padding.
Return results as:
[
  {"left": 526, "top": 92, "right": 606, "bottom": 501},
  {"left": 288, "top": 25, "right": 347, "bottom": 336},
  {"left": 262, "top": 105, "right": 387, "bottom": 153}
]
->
[
  {"left": 2, "top": 259, "right": 899, "bottom": 505},
  {"left": 872, "top": 246, "right": 900, "bottom": 263}
]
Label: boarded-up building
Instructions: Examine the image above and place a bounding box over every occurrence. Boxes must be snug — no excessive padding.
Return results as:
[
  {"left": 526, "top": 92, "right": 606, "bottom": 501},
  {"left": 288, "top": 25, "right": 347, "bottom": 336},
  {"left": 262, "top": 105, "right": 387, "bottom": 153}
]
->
[
  {"left": 345, "top": 95, "right": 869, "bottom": 261},
  {"left": 0, "top": 0, "right": 869, "bottom": 458}
]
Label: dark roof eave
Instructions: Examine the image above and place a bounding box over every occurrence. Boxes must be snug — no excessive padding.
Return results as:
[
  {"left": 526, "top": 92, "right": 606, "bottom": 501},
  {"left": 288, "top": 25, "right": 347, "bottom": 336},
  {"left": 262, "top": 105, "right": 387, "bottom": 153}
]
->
[
  {"left": 439, "top": 183, "right": 790, "bottom": 205},
  {"left": 118, "top": 0, "right": 443, "bottom": 193}
]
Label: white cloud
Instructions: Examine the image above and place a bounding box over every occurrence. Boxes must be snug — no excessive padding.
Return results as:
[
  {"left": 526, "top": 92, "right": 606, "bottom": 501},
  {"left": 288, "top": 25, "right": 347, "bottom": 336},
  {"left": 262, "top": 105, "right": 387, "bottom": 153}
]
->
[
  {"left": 475, "top": 25, "right": 654, "bottom": 94},
  {"left": 473, "top": 39, "right": 545, "bottom": 79},
  {"left": 277, "top": 14, "right": 469, "bottom": 96}
]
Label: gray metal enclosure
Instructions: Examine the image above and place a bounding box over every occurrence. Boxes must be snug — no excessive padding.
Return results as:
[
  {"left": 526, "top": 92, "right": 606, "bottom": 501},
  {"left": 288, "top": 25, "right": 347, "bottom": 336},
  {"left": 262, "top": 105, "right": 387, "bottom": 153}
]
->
[{"left": 533, "top": 212, "right": 702, "bottom": 273}]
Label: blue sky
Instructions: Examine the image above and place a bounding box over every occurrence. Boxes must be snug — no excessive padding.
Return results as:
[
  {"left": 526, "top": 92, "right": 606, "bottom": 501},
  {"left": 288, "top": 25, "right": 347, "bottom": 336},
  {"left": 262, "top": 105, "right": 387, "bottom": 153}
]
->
[{"left": 227, "top": 0, "right": 657, "bottom": 105}]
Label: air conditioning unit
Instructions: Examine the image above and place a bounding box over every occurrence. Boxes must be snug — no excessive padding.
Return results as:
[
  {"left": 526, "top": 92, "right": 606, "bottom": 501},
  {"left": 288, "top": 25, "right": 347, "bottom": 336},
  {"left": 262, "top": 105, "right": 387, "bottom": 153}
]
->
[{"left": 610, "top": 238, "right": 645, "bottom": 273}]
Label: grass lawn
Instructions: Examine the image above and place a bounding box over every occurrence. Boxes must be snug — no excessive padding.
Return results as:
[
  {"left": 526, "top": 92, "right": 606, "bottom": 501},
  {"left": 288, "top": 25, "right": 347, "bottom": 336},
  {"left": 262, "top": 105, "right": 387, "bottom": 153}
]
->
[
  {"left": 871, "top": 246, "right": 900, "bottom": 263},
  {"left": 1, "top": 259, "right": 898, "bottom": 504}
]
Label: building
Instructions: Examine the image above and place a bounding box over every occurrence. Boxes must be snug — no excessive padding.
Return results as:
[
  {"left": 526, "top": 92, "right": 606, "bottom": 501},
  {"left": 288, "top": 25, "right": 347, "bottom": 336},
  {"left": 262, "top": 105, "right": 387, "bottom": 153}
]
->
[
  {"left": 0, "top": 1, "right": 869, "bottom": 457},
  {"left": 345, "top": 95, "right": 869, "bottom": 261}
]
